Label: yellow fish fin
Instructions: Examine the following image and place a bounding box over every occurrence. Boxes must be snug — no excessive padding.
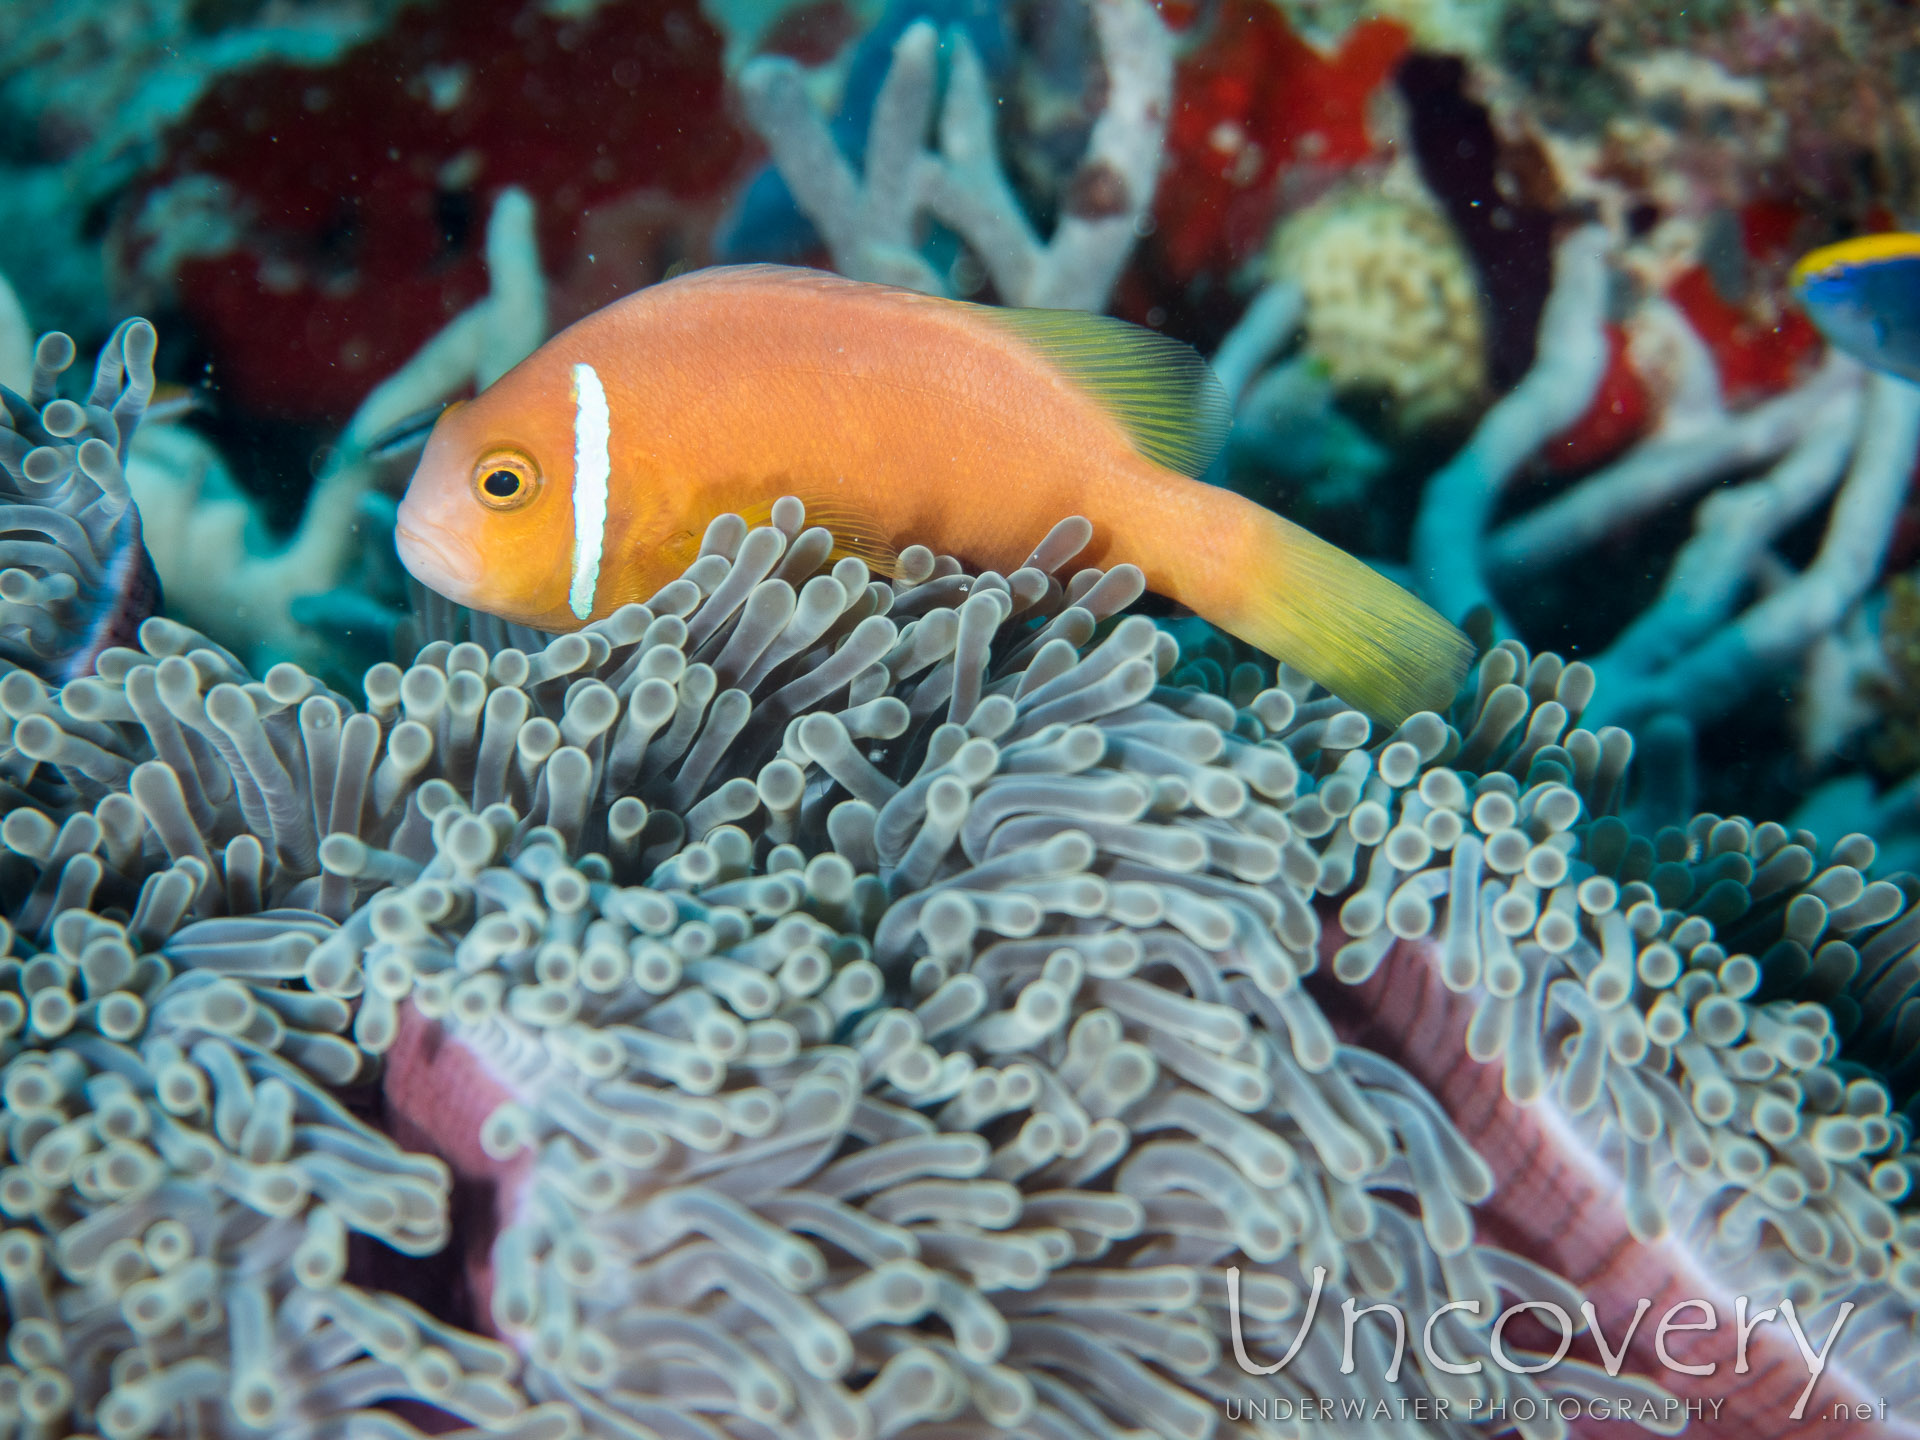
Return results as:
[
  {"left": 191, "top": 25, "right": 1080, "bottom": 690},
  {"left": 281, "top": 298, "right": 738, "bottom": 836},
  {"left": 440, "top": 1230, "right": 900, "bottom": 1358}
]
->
[
  {"left": 1791, "top": 232, "right": 1920, "bottom": 289},
  {"left": 661, "top": 262, "right": 885, "bottom": 298},
  {"left": 987, "top": 308, "right": 1232, "bottom": 478},
  {"left": 659, "top": 528, "right": 702, "bottom": 570},
  {"left": 1222, "top": 506, "right": 1475, "bottom": 726},
  {"left": 736, "top": 493, "right": 902, "bottom": 577},
  {"left": 805, "top": 498, "right": 902, "bottom": 574}
]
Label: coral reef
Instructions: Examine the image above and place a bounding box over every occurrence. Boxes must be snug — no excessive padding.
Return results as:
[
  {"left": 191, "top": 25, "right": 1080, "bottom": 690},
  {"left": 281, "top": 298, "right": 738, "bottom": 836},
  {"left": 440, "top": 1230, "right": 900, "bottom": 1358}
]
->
[
  {"left": 3, "top": 277, "right": 1919, "bottom": 1430},
  {"left": 1486, "top": 0, "right": 1920, "bottom": 238},
  {"left": 1409, "top": 226, "right": 1920, "bottom": 756},
  {"left": 122, "top": 187, "right": 547, "bottom": 686},
  {"left": 0, "top": 0, "right": 404, "bottom": 189},
  {"left": 16, "top": 0, "right": 1170, "bottom": 689},
  {"left": 0, "top": 0, "right": 408, "bottom": 343},
  {"left": 735, "top": 0, "right": 1169, "bottom": 310},
  {"left": 1267, "top": 187, "right": 1488, "bottom": 433},
  {"left": 4, "top": 6, "right": 1920, "bottom": 1436},
  {"left": 1120, "top": 0, "right": 1411, "bottom": 345},
  {"left": 116, "top": 0, "right": 746, "bottom": 423}
]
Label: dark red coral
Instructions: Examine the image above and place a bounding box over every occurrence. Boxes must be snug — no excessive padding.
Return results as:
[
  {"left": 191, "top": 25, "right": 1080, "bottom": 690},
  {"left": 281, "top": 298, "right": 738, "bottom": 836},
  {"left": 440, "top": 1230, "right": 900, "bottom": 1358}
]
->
[
  {"left": 1544, "top": 323, "right": 1651, "bottom": 473},
  {"left": 1667, "top": 263, "right": 1820, "bottom": 408},
  {"left": 1123, "top": 0, "right": 1406, "bottom": 337},
  {"left": 1738, "top": 196, "right": 1814, "bottom": 266},
  {"left": 132, "top": 0, "right": 752, "bottom": 424}
]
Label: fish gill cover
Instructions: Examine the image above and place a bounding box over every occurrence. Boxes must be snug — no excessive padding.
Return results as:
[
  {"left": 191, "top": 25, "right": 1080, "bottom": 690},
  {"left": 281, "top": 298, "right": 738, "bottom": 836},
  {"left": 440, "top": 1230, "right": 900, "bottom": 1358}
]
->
[{"left": 3, "top": 0, "right": 1920, "bottom": 1438}]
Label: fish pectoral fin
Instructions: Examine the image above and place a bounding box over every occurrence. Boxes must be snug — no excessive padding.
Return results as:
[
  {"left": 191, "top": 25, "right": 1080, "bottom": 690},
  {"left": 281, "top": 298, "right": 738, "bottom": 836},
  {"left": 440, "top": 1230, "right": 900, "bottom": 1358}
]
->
[
  {"left": 827, "top": 535, "right": 900, "bottom": 573},
  {"left": 813, "top": 501, "right": 901, "bottom": 575},
  {"left": 985, "top": 307, "right": 1231, "bottom": 478},
  {"left": 738, "top": 493, "right": 902, "bottom": 578}
]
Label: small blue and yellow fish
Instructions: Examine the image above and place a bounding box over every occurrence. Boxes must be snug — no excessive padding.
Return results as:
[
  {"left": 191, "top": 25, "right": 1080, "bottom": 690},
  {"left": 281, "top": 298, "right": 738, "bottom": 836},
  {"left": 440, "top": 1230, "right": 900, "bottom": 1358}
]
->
[{"left": 1790, "top": 233, "right": 1920, "bottom": 384}]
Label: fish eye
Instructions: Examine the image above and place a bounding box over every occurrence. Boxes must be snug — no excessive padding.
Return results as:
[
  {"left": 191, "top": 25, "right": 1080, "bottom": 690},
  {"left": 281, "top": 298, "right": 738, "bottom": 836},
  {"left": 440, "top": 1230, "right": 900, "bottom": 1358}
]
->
[{"left": 472, "top": 453, "right": 539, "bottom": 510}]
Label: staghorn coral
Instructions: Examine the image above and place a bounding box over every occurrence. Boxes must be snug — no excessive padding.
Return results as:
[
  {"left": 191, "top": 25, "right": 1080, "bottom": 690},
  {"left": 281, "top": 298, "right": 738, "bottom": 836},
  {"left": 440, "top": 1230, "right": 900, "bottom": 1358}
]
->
[
  {"left": 1, "top": 385, "right": 1918, "bottom": 1437},
  {"left": 1409, "top": 225, "right": 1920, "bottom": 748},
  {"left": 717, "top": 0, "right": 1013, "bottom": 271},
  {"left": 735, "top": 0, "right": 1170, "bottom": 310}
]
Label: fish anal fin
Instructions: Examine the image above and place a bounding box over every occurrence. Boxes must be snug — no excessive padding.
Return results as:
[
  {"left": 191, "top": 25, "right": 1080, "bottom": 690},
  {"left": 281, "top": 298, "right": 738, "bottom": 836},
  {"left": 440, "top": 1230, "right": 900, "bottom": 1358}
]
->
[{"left": 986, "top": 307, "right": 1232, "bottom": 478}]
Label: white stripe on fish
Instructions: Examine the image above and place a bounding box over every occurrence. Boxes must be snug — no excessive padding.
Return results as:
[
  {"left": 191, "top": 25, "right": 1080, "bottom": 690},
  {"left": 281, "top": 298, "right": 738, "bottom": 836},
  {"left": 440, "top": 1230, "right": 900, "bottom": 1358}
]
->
[{"left": 569, "top": 361, "right": 611, "bottom": 620}]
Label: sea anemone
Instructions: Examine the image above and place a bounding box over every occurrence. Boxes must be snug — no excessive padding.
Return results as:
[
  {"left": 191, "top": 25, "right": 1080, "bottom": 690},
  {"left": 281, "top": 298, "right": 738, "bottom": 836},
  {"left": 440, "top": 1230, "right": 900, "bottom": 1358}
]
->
[
  {"left": 1, "top": 318, "right": 1917, "bottom": 1439},
  {"left": 0, "top": 317, "right": 161, "bottom": 684}
]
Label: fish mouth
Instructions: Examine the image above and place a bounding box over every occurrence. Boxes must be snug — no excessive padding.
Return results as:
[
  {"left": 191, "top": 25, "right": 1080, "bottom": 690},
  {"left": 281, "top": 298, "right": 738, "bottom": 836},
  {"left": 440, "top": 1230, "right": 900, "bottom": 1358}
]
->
[{"left": 394, "top": 514, "right": 482, "bottom": 605}]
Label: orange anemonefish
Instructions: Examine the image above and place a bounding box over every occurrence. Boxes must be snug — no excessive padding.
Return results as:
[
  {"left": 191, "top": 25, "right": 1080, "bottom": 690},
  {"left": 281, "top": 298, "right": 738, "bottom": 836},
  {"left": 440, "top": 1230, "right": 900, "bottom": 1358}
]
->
[
  {"left": 395, "top": 265, "right": 1472, "bottom": 722},
  {"left": 1791, "top": 233, "right": 1920, "bottom": 386}
]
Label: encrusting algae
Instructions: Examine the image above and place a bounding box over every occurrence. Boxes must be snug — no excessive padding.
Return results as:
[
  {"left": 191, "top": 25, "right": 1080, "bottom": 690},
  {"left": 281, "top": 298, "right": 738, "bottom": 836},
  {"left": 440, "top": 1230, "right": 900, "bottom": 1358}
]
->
[
  {"left": 1269, "top": 189, "right": 1489, "bottom": 435},
  {"left": 395, "top": 265, "right": 1472, "bottom": 726},
  {"left": 1, "top": 318, "right": 1920, "bottom": 1440}
]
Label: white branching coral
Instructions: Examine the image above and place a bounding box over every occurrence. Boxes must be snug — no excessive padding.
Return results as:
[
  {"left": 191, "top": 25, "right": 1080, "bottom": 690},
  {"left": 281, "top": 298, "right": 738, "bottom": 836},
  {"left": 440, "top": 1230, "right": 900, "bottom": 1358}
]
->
[
  {"left": 123, "top": 186, "right": 547, "bottom": 678},
  {"left": 4, "top": 434, "right": 1920, "bottom": 1438},
  {"left": 1407, "top": 226, "right": 1920, "bottom": 742},
  {"left": 736, "top": 0, "right": 1170, "bottom": 311}
]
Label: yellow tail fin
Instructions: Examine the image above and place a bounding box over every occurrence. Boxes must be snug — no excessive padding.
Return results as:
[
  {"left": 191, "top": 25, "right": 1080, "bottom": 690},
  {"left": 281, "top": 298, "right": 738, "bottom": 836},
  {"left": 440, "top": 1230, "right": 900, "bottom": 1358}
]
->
[{"left": 1215, "top": 505, "right": 1474, "bottom": 725}]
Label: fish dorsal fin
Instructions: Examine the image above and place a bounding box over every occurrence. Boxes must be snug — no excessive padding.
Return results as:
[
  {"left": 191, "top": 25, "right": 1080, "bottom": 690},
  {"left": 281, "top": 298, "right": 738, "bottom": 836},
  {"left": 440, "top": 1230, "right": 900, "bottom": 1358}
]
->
[
  {"left": 662, "top": 268, "right": 1231, "bottom": 475},
  {"left": 986, "top": 308, "right": 1232, "bottom": 477},
  {"left": 663, "top": 262, "right": 847, "bottom": 291},
  {"left": 1791, "top": 232, "right": 1920, "bottom": 288},
  {"left": 737, "top": 493, "right": 902, "bottom": 576},
  {"left": 659, "top": 262, "right": 933, "bottom": 306}
]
